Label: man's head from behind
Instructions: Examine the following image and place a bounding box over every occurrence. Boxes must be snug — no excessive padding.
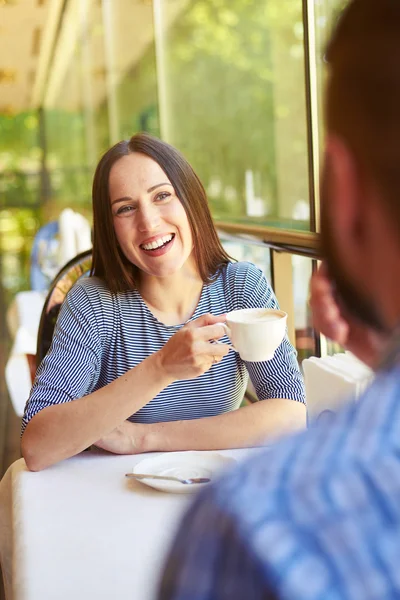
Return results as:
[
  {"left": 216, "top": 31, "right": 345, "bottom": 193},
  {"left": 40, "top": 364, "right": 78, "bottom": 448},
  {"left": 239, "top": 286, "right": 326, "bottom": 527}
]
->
[{"left": 321, "top": 0, "right": 400, "bottom": 332}]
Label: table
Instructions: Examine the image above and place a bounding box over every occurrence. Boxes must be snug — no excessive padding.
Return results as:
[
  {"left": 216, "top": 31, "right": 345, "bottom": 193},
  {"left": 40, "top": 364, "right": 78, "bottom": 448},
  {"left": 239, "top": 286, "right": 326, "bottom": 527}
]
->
[{"left": 0, "top": 448, "right": 253, "bottom": 600}]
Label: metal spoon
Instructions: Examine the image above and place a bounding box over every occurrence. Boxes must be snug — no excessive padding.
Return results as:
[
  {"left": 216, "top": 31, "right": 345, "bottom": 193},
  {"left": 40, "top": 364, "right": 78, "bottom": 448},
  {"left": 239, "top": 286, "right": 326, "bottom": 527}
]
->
[{"left": 125, "top": 473, "right": 210, "bottom": 485}]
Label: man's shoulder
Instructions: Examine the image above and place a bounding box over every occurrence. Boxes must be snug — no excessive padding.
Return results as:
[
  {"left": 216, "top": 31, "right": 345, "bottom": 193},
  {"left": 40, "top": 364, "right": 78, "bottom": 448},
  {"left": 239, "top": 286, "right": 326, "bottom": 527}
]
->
[
  {"left": 212, "top": 369, "right": 400, "bottom": 515},
  {"left": 190, "top": 369, "right": 400, "bottom": 597}
]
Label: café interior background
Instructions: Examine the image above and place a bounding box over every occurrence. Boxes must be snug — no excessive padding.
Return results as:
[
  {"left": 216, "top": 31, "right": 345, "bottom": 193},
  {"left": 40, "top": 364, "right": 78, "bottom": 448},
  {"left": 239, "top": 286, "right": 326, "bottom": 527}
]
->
[{"left": 0, "top": 0, "right": 345, "bottom": 476}]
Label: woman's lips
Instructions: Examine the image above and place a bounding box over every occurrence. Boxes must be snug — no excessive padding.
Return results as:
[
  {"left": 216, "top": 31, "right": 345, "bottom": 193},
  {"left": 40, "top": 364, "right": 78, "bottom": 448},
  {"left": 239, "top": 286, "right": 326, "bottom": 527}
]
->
[{"left": 140, "top": 234, "right": 175, "bottom": 257}]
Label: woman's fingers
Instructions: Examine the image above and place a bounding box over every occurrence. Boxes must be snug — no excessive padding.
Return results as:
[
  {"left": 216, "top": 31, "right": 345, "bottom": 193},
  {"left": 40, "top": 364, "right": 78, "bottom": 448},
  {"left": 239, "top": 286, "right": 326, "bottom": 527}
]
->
[
  {"left": 194, "top": 322, "right": 227, "bottom": 342},
  {"left": 202, "top": 340, "right": 231, "bottom": 358},
  {"left": 195, "top": 341, "right": 229, "bottom": 370},
  {"left": 180, "top": 329, "right": 230, "bottom": 360},
  {"left": 186, "top": 313, "right": 226, "bottom": 330},
  {"left": 158, "top": 314, "right": 231, "bottom": 382}
]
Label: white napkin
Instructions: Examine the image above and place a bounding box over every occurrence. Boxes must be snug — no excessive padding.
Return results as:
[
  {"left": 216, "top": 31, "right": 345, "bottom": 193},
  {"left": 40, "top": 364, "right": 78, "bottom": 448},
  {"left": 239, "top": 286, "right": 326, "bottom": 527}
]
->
[{"left": 303, "top": 352, "right": 374, "bottom": 424}]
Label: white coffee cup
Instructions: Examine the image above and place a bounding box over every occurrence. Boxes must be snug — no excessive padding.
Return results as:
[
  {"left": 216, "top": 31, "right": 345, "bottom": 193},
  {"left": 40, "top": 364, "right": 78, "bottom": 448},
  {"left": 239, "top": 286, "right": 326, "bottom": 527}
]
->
[{"left": 222, "top": 308, "right": 287, "bottom": 362}]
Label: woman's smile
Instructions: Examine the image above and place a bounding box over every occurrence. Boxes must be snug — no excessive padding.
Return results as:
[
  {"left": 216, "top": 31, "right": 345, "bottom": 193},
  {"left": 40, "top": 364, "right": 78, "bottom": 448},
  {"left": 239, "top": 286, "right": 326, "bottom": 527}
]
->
[{"left": 140, "top": 233, "right": 176, "bottom": 257}]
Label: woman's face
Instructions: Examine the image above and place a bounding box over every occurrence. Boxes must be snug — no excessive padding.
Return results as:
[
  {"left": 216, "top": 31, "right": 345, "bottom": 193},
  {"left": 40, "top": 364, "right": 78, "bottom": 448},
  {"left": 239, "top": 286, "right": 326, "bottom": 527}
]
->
[{"left": 109, "top": 152, "right": 196, "bottom": 280}]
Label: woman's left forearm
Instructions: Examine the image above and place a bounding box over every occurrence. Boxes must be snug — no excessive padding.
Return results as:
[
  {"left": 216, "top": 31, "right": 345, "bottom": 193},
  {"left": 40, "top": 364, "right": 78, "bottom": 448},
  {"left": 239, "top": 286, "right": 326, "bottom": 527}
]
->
[
  {"left": 94, "top": 400, "right": 306, "bottom": 454},
  {"left": 141, "top": 399, "right": 306, "bottom": 453}
]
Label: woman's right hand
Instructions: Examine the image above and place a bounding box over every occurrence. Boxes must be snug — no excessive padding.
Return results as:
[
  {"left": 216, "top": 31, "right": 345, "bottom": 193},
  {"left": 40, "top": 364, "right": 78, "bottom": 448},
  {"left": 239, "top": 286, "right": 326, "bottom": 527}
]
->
[{"left": 158, "top": 313, "right": 230, "bottom": 381}]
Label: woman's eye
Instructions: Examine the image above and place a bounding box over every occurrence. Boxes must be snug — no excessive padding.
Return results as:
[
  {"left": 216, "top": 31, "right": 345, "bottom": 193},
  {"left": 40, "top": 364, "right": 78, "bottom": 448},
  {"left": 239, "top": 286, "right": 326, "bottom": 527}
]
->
[
  {"left": 116, "top": 205, "right": 134, "bottom": 216},
  {"left": 155, "top": 191, "right": 170, "bottom": 202}
]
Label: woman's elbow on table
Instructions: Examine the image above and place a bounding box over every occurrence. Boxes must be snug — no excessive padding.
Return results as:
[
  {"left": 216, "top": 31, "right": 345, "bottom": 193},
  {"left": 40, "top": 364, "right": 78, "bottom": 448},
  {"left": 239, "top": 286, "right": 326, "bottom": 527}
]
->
[
  {"left": 20, "top": 408, "right": 57, "bottom": 471},
  {"left": 21, "top": 429, "right": 76, "bottom": 472},
  {"left": 21, "top": 448, "right": 43, "bottom": 473},
  {"left": 21, "top": 409, "right": 83, "bottom": 472},
  {"left": 259, "top": 398, "right": 307, "bottom": 440},
  {"left": 286, "top": 399, "right": 307, "bottom": 431},
  {"left": 21, "top": 430, "right": 49, "bottom": 472}
]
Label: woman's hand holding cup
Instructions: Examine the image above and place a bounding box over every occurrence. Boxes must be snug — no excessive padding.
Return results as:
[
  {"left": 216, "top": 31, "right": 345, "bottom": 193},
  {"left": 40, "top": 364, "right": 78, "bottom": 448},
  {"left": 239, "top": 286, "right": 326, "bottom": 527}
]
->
[{"left": 158, "top": 314, "right": 229, "bottom": 381}]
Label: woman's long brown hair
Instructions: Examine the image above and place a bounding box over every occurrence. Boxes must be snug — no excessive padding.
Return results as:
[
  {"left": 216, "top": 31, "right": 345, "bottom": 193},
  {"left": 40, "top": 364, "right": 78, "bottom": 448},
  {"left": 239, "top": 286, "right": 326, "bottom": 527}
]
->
[{"left": 91, "top": 132, "right": 232, "bottom": 293}]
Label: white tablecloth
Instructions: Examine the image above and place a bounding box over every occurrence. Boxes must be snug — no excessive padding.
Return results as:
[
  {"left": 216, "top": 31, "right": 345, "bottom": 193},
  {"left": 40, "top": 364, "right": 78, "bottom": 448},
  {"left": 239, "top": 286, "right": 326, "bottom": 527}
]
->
[{"left": 0, "top": 448, "right": 252, "bottom": 600}]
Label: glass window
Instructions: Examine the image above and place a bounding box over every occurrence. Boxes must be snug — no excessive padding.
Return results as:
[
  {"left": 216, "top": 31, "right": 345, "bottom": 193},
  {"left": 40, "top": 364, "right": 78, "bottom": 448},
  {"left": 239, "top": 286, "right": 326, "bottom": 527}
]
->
[
  {"left": 220, "top": 234, "right": 272, "bottom": 283},
  {"left": 313, "top": 0, "right": 348, "bottom": 355},
  {"left": 314, "top": 0, "right": 348, "bottom": 151},
  {"left": 156, "top": 0, "right": 310, "bottom": 231},
  {"left": 292, "top": 254, "right": 315, "bottom": 362},
  {"left": 0, "top": 209, "right": 40, "bottom": 304},
  {"left": 43, "top": 0, "right": 109, "bottom": 217},
  {"left": 0, "top": 111, "right": 41, "bottom": 209},
  {"left": 106, "top": 0, "right": 159, "bottom": 140}
]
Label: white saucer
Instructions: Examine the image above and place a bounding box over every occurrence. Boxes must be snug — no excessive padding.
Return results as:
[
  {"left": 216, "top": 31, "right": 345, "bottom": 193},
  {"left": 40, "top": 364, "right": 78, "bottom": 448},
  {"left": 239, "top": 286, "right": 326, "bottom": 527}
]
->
[{"left": 130, "top": 451, "right": 236, "bottom": 494}]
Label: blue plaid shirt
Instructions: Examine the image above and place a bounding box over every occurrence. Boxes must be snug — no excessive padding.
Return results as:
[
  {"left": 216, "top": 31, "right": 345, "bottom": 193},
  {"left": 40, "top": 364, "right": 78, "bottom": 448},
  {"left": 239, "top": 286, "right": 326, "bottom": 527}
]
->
[{"left": 159, "top": 362, "right": 400, "bottom": 600}]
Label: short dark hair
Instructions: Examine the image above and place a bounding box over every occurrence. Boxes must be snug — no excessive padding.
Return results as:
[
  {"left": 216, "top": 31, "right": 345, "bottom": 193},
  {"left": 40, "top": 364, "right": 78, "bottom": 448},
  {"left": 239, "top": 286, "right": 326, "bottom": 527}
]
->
[
  {"left": 325, "top": 0, "right": 400, "bottom": 224},
  {"left": 91, "top": 133, "right": 232, "bottom": 293}
]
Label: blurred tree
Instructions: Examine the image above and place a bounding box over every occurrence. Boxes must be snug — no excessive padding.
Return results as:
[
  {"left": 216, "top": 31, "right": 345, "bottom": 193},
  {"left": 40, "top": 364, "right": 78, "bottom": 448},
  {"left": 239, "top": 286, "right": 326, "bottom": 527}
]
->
[{"left": 161, "top": 0, "right": 309, "bottom": 227}]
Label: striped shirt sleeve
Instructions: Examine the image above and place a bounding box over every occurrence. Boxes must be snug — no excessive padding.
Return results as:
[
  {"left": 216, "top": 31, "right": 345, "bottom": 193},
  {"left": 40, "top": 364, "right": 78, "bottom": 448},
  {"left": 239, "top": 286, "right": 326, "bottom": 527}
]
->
[
  {"left": 230, "top": 263, "right": 305, "bottom": 403},
  {"left": 22, "top": 283, "right": 106, "bottom": 433}
]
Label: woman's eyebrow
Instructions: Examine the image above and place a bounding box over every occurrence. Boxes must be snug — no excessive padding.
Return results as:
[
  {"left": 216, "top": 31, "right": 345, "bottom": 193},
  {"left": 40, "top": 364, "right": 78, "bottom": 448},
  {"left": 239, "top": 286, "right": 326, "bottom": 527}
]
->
[
  {"left": 111, "top": 183, "right": 172, "bottom": 206},
  {"left": 147, "top": 182, "right": 173, "bottom": 193}
]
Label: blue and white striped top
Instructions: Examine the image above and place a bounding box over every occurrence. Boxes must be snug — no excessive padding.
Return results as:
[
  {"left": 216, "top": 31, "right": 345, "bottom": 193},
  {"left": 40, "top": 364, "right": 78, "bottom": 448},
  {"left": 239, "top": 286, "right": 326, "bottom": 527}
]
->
[{"left": 22, "top": 261, "right": 305, "bottom": 432}]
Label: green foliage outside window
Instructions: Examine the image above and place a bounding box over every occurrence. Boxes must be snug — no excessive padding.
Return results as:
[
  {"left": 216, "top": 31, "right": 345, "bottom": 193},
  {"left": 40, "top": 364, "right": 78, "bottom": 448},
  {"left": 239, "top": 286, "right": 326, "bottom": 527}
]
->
[
  {"left": 0, "top": 0, "right": 348, "bottom": 301},
  {"left": 162, "top": 0, "right": 309, "bottom": 228}
]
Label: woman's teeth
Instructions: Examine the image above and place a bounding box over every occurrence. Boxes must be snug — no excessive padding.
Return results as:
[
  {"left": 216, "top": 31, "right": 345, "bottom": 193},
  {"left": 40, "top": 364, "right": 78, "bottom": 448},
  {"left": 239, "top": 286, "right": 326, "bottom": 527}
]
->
[{"left": 141, "top": 234, "right": 174, "bottom": 251}]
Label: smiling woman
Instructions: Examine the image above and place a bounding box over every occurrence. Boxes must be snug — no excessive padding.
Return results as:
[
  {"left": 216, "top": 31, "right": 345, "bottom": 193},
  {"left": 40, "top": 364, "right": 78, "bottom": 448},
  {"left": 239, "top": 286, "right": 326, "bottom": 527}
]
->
[
  {"left": 21, "top": 133, "right": 306, "bottom": 472},
  {"left": 91, "top": 134, "right": 231, "bottom": 293}
]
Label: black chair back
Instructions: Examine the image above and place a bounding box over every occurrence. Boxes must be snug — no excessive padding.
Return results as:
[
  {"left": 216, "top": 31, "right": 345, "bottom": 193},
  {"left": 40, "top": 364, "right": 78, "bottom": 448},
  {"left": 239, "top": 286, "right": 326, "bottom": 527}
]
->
[{"left": 36, "top": 250, "right": 92, "bottom": 369}]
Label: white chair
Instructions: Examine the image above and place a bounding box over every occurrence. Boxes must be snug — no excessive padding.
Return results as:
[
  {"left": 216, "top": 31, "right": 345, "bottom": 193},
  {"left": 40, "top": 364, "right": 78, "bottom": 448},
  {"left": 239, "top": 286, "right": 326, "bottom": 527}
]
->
[
  {"left": 58, "top": 209, "right": 92, "bottom": 267},
  {"left": 5, "top": 291, "right": 46, "bottom": 417}
]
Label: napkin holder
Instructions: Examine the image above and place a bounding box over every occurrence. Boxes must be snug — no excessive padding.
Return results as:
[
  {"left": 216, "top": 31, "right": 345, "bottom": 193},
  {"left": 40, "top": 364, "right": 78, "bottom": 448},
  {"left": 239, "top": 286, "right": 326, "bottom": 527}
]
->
[{"left": 303, "top": 352, "right": 374, "bottom": 425}]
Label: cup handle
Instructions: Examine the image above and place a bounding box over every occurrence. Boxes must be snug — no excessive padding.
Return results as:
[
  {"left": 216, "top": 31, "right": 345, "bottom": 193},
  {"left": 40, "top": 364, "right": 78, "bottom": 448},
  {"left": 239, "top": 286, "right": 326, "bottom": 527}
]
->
[{"left": 215, "top": 322, "right": 237, "bottom": 352}]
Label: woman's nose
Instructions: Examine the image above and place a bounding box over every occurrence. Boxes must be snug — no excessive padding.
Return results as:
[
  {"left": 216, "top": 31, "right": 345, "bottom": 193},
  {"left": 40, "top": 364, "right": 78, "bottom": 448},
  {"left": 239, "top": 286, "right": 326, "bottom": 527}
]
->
[{"left": 137, "top": 204, "right": 161, "bottom": 232}]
